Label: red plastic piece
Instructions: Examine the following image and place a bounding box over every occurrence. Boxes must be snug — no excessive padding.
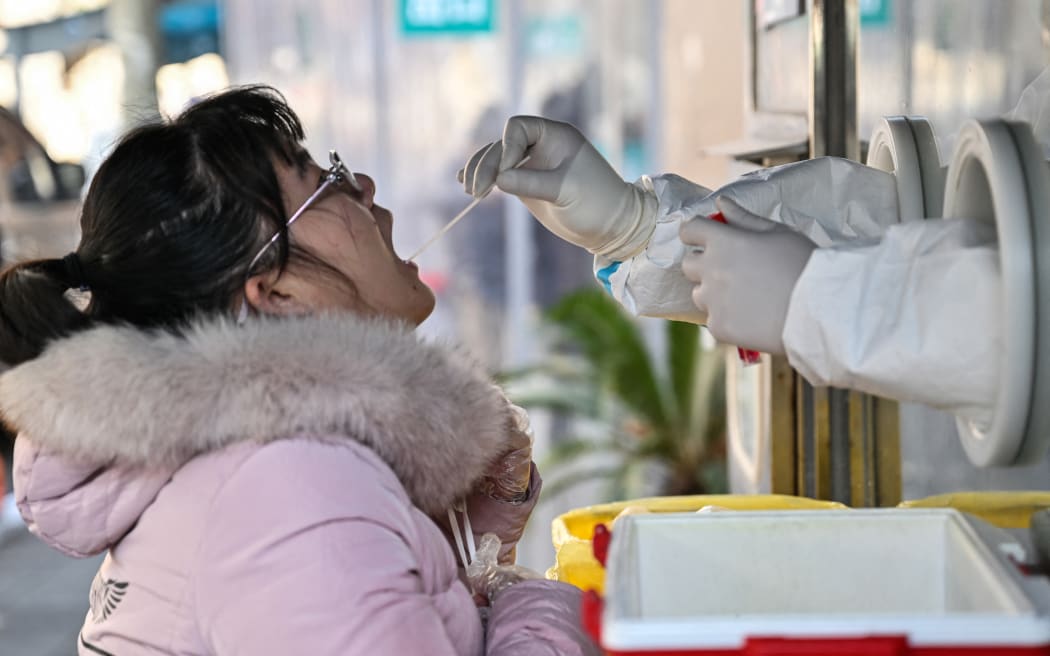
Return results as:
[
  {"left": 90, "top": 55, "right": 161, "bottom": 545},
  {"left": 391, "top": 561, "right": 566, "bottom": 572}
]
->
[
  {"left": 601, "top": 641, "right": 1050, "bottom": 656},
  {"left": 418, "top": 269, "right": 448, "bottom": 293},
  {"left": 581, "top": 589, "right": 604, "bottom": 642},
  {"left": 592, "top": 523, "right": 611, "bottom": 567},
  {"left": 709, "top": 211, "right": 762, "bottom": 367},
  {"left": 745, "top": 636, "right": 908, "bottom": 655}
]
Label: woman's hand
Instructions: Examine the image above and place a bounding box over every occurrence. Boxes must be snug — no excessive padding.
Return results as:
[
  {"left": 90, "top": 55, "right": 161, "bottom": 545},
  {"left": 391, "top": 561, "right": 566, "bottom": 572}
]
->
[
  {"left": 477, "top": 404, "right": 533, "bottom": 503},
  {"left": 457, "top": 400, "right": 541, "bottom": 565}
]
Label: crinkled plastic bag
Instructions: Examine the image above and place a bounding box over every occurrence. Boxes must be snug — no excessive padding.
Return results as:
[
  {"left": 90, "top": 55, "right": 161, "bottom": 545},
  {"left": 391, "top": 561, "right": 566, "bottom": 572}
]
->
[
  {"left": 466, "top": 533, "right": 543, "bottom": 604},
  {"left": 700, "top": 157, "right": 901, "bottom": 247},
  {"left": 1008, "top": 65, "right": 1050, "bottom": 158}
]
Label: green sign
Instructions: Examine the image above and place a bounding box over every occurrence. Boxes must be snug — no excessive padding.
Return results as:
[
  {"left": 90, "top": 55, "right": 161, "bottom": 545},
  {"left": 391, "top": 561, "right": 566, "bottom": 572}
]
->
[
  {"left": 525, "top": 16, "right": 583, "bottom": 57},
  {"left": 860, "top": 0, "right": 891, "bottom": 26},
  {"left": 399, "top": 0, "right": 495, "bottom": 35}
]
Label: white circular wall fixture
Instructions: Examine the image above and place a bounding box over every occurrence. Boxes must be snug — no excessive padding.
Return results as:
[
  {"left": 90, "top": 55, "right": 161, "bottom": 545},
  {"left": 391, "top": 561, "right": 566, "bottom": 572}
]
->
[
  {"left": 725, "top": 350, "right": 771, "bottom": 493},
  {"left": 866, "top": 116, "right": 925, "bottom": 221},
  {"left": 906, "top": 116, "right": 946, "bottom": 218},
  {"left": 1008, "top": 121, "right": 1050, "bottom": 465},
  {"left": 943, "top": 120, "right": 1037, "bottom": 467}
]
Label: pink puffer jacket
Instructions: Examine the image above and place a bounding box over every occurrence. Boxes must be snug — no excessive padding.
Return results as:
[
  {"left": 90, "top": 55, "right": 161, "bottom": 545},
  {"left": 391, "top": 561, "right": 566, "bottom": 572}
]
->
[{"left": 1, "top": 314, "right": 599, "bottom": 656}]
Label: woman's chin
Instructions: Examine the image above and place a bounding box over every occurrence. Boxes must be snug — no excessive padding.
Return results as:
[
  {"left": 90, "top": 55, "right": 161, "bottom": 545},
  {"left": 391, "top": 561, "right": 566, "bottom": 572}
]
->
[{"left": 410, "top": 287, "right": 437, "bottom": 326}]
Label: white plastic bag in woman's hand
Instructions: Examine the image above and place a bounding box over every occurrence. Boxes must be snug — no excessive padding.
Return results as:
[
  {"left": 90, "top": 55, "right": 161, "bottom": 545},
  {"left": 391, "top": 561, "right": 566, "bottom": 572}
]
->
[{"left": 466, "top": 533, "right": 543, "bottom": 604}]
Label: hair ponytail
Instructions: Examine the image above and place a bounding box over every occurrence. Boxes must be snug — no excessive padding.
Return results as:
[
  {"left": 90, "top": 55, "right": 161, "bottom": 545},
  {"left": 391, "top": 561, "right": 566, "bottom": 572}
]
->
[
  {"left": 0, "top": 257, "right": 92, "bottom": 366},
  {"left": 0, "top": 85, "right": 311, "bottom": 365}
]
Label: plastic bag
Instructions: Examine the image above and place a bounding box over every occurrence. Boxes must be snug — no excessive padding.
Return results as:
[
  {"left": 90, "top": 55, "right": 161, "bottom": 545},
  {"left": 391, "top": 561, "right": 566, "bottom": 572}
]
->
[{"left": 466, "top": 533, "right": 544, "bottom": 604}]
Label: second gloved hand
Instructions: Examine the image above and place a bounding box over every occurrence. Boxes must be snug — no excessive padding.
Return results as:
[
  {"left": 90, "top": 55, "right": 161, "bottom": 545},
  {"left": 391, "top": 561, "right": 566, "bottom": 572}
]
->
[
  {"left": 680, "top": 197, "right": 816, "bottom": 355},
  {"left": 458, "top": 116, "right": 658, "bottom": 261}
]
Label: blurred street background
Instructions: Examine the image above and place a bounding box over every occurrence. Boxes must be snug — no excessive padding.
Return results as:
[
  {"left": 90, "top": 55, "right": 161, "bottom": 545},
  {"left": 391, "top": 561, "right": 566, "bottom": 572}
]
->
[
  {"left": 0, "top": 1, "right": 1047, "bottom": 653},
  {"left": 0, "top": 6, "right": 749, "bottom": 650}
]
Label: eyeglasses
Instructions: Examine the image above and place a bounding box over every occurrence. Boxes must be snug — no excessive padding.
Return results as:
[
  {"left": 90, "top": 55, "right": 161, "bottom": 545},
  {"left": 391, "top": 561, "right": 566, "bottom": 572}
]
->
[
  {"left": 244, "top": 149, "right": 364, "bottom": 276},
  {"left": 236, "top": 149, "right": 362, "bottom": 324}
]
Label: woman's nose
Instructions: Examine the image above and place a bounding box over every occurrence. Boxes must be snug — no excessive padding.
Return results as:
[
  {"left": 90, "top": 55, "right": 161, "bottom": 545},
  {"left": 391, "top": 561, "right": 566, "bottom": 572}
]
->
[{"left": 353, "top": 173, "right": 376, "bottom": 207}]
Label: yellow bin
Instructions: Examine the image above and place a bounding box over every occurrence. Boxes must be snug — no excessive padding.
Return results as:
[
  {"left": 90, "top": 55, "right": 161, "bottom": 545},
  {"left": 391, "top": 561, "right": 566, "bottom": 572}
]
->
[
  {"left": 547, "top": 494, "right": 846, "bottom": 593},
  {"left": 898, "top": 491, "right": 1050, "bottom": 529}
]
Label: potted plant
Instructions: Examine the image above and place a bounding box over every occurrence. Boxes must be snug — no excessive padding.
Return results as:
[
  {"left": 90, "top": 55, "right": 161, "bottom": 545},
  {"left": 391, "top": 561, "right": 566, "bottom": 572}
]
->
[{"left": 503, "top": 288, "right": 727, "bottom": 500}]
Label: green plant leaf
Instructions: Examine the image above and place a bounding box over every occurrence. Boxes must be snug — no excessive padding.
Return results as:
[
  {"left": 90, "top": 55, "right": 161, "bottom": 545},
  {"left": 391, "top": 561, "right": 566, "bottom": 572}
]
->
[
  {"left": 541, "top": 463, "right": 632, "bottom": 499},
  {"left": 540, "top": 437, "right": 619, "bottom": 470},
  {"left": 689, "top": 347, "right": 727, "bottom": 453},
  {"left": 666, "top": 320, "right": 700, "bottom": 431},
  {"left": 498, "top": 354, "right": 595, "bottom": 385},
  {"left": 546, "top": 290, "right": 669, "bottom": 430},
  {"left": 500, "top": 287, "right": 729, "bottom": 500},
  {"left": 505, "top": 387, "right": 600, "bottom": 417}
]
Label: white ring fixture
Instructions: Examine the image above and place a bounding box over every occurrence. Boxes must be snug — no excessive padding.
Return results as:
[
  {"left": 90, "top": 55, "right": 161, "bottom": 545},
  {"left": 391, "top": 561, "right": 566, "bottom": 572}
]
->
[
  {"left": 866, "top": 116, "right": 944, "bottom": 220},
  {"left": 1009, "top": 121, "right": 1050, "bottom": 465},
  {"left": 943, "top": 120, "right": 1037, "bottom": 467},
  {"left": 867, "top": 116, "right": 925, "bottom": 220},
  {"left": 725, "top": 350, "right": 770, "bottom": 493},
  {"left": 907, "top": 117, "right": 946, "bottom": 218}
]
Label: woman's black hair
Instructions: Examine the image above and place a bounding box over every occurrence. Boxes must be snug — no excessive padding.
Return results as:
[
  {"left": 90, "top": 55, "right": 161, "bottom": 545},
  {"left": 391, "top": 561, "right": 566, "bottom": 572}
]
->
[{"left": 0, "top": 85, "right": 308, "bottom": 366}]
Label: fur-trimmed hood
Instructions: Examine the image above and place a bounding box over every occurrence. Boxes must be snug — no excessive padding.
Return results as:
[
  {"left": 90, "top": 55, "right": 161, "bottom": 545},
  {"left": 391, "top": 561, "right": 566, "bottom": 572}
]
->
[{"left": 0, "top": 313, "right": 513, "bottom": 516}]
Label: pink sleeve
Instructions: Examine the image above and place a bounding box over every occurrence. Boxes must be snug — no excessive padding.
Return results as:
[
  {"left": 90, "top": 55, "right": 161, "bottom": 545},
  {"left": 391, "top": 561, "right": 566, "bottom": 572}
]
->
[
  {"left": 486, "top": 579, "right": 603, "bottom": 656},
  {"left": 193, "top": 441, "right": 479, "bottom": 656},
  {"left": 13, "top": 436, "right": 172, "bottom": 558}
]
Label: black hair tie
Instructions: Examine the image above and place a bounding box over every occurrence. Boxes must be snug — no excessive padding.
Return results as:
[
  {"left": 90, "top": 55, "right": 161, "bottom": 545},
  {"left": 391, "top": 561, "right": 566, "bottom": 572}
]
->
[{"left": 61, "top": 252, "right": 90, "bottom": 292}]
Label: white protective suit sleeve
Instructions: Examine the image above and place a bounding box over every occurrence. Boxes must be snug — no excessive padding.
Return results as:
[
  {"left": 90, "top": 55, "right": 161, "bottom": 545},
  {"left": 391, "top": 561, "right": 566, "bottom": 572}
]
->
[
  {"left": 784, "top": 217, "right": 1000, "bottom": 428},
  {"left": 594, "top": 157, "right": 901, "bottom": 322},
  {"left": 594, "top": 174, "right": 714, "bottom": 323},
  {"left": 595, "top": 156, "right": 999, "bottom": 425}
]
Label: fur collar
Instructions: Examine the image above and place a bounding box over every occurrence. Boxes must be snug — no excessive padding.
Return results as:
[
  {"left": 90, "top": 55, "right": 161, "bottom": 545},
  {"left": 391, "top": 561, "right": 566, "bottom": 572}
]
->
[{"left": 0, "top": 314, "right": 513, "bottom": 515}]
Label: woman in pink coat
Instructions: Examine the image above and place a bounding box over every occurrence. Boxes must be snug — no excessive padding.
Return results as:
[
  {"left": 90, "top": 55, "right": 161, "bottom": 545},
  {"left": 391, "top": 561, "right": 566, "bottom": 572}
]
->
[{"left": 0, "top": 86, "right": 599, "bottom": 655}]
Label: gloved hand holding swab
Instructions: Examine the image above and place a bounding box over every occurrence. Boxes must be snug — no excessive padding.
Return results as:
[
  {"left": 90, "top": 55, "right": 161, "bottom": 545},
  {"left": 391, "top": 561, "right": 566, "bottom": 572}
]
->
[{"left": 408, "top": 156, "right": 531, "bottom": 261}]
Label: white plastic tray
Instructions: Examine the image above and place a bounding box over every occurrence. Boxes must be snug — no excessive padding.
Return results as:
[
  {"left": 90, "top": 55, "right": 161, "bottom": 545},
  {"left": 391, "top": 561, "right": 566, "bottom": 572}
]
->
[{"left": 602, "top": 509, "right": 1050, "bottom": 652}]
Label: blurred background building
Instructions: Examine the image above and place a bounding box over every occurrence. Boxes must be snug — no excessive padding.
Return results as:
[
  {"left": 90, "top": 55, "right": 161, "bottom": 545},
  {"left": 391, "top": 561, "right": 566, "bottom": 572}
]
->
[{"left": 0, "top": 1, "right": 1048, "bottom": 653}]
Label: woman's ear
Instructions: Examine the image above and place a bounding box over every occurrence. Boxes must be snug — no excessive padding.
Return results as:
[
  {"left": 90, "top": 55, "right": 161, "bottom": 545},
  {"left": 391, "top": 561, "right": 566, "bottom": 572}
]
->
[{"left": 243, "top": 271, "right": 311, "bottom": 317}]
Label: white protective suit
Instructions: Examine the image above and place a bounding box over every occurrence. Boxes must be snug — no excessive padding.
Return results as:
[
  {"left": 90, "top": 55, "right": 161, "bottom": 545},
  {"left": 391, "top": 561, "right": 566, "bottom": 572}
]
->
[
  {"left": 463, "top": 75, "right": 1048, "bottom": 431},
  {"left": 595, "top": 157, "right": 1000, "bottom": 429}
]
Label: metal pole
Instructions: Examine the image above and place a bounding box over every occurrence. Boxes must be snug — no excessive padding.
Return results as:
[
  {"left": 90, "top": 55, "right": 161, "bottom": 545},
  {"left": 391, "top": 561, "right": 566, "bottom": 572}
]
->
[
  {"left": 808, "top": 0, "right": 858, "bottom": 504},
  {"left": 503, "top": 0, "right": 534, "bottom": 368},
  {"left": 371, "top": 0, "right": 391, "bottom": 197},
  {"left": 11, "top": 54, "right": 21, "bottom": 118},
  {"left": 106, "top": 0, "right": 162, "bottom": 128},
  {"left": 599, "top": 1, "right": 623, "bottom": 173},
  {"left": 645, "top": 0, "right": 663, "bottom": 174},
  {"left": 809, "top": 0, "right": 858, "bottom": 161}
]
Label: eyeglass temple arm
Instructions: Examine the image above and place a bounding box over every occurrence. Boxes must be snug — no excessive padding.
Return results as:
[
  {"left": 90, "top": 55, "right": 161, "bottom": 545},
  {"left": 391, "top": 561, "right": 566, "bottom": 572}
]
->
[{"left": 244, "top": 177, "right": 336, "bottom": 274}]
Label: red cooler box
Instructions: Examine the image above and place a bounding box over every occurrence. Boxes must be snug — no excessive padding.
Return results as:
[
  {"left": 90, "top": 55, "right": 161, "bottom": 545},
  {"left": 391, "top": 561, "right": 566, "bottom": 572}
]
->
[{"left": 593, "top": 509, "right": 1050, "bottom": 655}]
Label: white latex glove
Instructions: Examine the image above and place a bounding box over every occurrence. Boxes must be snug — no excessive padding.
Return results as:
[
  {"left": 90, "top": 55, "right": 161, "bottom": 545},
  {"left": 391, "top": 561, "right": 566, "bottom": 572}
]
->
[
  {"left": 458, "top": 115, "right": 658, "bottom": 260},
  {"left": 680, "top": 197, "right": 816, "bottom": 355}
]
